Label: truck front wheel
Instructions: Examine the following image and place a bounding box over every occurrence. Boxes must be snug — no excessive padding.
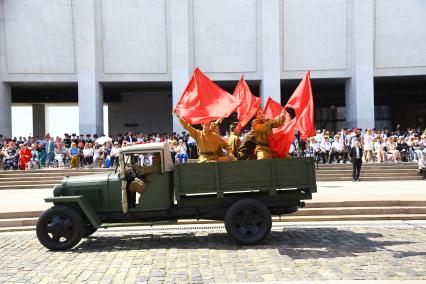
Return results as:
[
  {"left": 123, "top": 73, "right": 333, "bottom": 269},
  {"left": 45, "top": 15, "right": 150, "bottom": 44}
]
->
[
  {"left": 224, "top": 199, "right": 272, "bottom": 245},
  {"left": 36, "top": 205, "right": 84, "bottom": 251}
]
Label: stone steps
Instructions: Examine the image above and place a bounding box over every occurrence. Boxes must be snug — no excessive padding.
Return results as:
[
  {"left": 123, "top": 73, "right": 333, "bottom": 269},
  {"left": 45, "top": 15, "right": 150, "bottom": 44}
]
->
[
  {"left": 316, "top": 171, "right": 417, "bottom": 176},
  {"left": 0, "top": 162, "right": 421, "bottom": 189},
  {"left": 316, "top": 176, "right": 422, "bottom": 182},
  {"left": 306, "top": 200, "right": 426, "bottom": 208},
  {"left": 316, "top": 168, "right": 416, "bottom": 172},
  {"left": 292, "top": 206, "right": 426, "bottom": 216},
  {"left": 0, "top": 169, "right": 113, "bottom": 189},
  {"left": 0, "top": 170, "right": 110, "bottom": 177},
  {"left": 0, "top": 179, "right": 64, "bottom": 186},
  {"left": 0, "top": 184, "right": 60, "bottom": 190}
]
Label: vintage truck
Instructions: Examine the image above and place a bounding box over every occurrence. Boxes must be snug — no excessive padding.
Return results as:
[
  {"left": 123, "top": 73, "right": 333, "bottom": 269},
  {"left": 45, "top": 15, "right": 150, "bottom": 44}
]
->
[{"left": 36, "top": 142, "right": 317, "bottom": 251}]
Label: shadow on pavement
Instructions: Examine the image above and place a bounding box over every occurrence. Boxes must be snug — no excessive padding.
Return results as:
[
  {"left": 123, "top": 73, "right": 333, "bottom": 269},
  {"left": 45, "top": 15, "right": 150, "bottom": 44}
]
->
[
  {"left": 73, "top": 227, "right": 414, "bottom": 260},
  {"left": 393, "top": 251, "right": 426, "bottom": 258}
]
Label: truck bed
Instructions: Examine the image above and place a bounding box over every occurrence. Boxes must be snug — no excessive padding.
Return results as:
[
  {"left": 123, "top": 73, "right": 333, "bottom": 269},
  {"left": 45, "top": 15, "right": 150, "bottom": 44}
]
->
[{"left": 174, "top": 158, "right": 316, "bottom": 201}]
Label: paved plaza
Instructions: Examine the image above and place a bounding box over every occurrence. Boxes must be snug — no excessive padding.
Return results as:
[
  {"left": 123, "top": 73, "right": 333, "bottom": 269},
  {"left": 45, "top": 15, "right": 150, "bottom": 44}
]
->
[{"left": 0, "top": 221, "right": 426, "bottom": 283}]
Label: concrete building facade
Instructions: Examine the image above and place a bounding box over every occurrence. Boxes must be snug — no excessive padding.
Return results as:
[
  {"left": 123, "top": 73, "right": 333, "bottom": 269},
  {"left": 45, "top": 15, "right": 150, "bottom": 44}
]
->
[{"left": 0, "top": 0, "right": 425, "bottom": 137}]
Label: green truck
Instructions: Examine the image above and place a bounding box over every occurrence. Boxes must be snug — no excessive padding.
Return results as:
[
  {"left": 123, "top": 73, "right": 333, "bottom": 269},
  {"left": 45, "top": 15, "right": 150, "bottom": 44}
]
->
[{"left": 36, "top": 142, "right": 317, "bottom": 251}]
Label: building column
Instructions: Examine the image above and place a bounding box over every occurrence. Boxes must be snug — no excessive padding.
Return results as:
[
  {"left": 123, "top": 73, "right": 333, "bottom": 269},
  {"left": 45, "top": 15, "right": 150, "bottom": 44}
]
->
[
  {"left": 260, "top": 0, "right": 281, "bottom": 106},
  {"left": 32, "top": 104, "right": 45, "bottom": 137},
  {"left": 0, "top": 1, "right": 11, "bottom": 138},
  {"left": 171, "top": 0, "right": 190, "bottom": 133},
  {"left": 0, "top": 83, "right": 11, "bottom": 137},
  {"left": 345, "top": 0, "right": 375, "bottom": 129},
  {"left": 73, "top": 0, "right": 103, "bottom": 135}
]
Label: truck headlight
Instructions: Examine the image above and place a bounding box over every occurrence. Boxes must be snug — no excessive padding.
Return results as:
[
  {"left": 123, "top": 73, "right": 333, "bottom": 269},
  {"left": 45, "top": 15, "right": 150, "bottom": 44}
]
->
[{"left": 53, "top": 185, "right": 62, "bottom": 196}]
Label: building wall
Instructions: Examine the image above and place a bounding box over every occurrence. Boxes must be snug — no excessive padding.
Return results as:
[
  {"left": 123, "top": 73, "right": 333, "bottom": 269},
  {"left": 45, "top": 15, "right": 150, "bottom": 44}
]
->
[
  {"left": 2, "top": 0, "right": 425, "bottom": 81},
  {"left": 374, "top": 0, "right": 426, "bottom": 76},
  {"left": 101, "top": 0, "right": 168, "bottom": 74},
  {"left": 0, "top": 0, "right": 426, "bottom": 136},
  {"left": 283, "top": 0, "right": 348, "bottom": 72},
  {"left": 3, "top": 0, "right": 75, "bottom": 74},
  {"left": 108, "top": 91, "right": 172, "bottom": 135}
]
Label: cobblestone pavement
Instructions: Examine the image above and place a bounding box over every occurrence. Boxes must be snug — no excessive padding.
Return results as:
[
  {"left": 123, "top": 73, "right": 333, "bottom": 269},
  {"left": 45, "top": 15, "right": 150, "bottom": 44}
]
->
[{"left": 0, "top": 221, "right": 426, "bottom": 283}]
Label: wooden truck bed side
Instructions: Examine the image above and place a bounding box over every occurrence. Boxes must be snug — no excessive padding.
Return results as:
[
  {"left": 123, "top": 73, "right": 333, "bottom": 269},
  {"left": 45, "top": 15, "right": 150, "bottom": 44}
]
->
[{"left": 174, "top": 158, "right": 316, "bottom": 201}]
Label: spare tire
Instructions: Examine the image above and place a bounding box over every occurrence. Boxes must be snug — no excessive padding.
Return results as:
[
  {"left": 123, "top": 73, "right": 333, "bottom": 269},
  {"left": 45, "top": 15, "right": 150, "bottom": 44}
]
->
[{"left": 224, "top": 198, "right": 272, "bottom": 245}]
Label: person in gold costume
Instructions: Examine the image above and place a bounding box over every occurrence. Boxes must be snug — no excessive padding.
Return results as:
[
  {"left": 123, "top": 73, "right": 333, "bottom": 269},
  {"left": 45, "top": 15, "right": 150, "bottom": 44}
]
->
[
  {"left": 252, "top": 108, "right": 289, "bottom": 159},
  {"left": 228, "top": 122, "right": 241, "bottom": 158},
  {"left": 175, "top": 112, "right": 234, "bottom": 163}
]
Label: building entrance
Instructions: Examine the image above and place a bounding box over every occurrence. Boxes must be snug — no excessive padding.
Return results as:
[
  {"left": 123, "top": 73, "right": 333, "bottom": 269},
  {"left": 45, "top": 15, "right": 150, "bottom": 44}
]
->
[
  {"left": 281, "top": 78, "right": 346, "bottom": 131},
  {"left": 374, "top": 76, "right": 426, "bottom": 130},
  {"left": 103, "top": 83, "right": 173, "bottom": 137}
]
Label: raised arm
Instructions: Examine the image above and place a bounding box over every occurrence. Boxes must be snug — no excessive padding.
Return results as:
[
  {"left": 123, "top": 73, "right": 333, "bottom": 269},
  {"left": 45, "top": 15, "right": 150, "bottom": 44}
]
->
[{"left": 175, "top": 112, "right": 198, "bottom": 138}]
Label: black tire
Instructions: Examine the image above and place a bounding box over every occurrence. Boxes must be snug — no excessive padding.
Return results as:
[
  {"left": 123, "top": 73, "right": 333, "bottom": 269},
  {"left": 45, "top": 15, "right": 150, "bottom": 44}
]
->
[
  {"left": 82, "top": 225, "right": 97, "bottom": 238},
  {"left": 36, "top": 205, "right": 84, "bottom": 251},
  {"left": 224, "top": 198, "right": 272, "bottom": 245}
]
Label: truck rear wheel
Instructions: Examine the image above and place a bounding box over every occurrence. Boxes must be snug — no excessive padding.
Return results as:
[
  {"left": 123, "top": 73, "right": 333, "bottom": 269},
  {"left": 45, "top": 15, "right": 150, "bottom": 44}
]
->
[
  {"left": 36, "top": 205, "right": 84, "bottom": 251},
  {"left": 224, "top": 198, "right": 272, "bottom": 245}
]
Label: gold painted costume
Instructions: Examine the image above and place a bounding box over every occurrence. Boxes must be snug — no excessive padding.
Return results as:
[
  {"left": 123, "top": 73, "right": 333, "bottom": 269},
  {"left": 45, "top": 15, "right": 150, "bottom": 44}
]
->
[
  {"left": 178, "top": 117, "right": 232, "bottom": 163},
  {"left": 252, "top": 117, "right": 285, "bottom": 159},
  {"left": 228, "top": 133, "right": 241, "bottom": 158}
]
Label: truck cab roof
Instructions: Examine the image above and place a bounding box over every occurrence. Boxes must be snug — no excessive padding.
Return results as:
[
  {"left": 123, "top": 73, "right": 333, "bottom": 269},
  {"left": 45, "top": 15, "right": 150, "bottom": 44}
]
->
[{"left": 119, "top": 142, "right": 174, "bottom": 172}]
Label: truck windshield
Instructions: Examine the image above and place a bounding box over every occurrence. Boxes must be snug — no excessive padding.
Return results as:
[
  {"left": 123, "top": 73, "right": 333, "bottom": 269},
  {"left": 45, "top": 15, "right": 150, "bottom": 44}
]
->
[{"left": 123, "top": 152, "right": 162, "bottom": 169}]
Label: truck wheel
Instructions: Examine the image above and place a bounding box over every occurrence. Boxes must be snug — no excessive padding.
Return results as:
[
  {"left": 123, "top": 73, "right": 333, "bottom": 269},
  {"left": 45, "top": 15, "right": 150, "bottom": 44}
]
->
[
  {"left": 224, "top": 199, "right": 272, "bottom": 245},
  {"left": 82, "top": 225, "right": 97, "bottom": 238},
  {"left": 36, "top": 205, "right": 84, "bottom": 251}
]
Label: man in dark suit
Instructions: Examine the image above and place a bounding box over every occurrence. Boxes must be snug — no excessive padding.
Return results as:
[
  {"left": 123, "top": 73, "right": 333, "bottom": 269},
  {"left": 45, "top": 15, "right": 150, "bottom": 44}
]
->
[
  {"left": 125, "top": 131, "right": 136, "bottom": 144},
  {"left": 349, "top": 140, "right": 363, "bottom": 181}
]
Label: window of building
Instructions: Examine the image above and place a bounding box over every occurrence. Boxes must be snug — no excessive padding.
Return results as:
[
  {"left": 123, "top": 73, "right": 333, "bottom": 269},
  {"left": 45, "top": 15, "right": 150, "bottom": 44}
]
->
[
  {"left": 374, "top": 105, "right": 392, "bottom": 129},
  {"left": 315, "top": 106, "right": 345, "bottom": 131}
]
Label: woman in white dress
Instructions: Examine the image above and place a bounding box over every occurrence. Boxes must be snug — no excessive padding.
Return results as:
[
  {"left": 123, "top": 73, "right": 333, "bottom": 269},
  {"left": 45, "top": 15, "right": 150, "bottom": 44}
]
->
[{"left": 363, "top": 129, "right": 375, "bottom": 163}]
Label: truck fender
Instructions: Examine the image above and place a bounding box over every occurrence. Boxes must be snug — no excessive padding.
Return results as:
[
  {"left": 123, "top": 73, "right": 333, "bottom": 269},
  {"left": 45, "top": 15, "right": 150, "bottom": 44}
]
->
[{"left": 44, "top": 195, "right": 101, "bottom": 229}]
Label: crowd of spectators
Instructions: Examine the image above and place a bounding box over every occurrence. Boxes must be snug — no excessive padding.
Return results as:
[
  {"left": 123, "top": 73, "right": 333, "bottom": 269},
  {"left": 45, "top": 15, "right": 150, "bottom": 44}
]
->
[
  {"left": 1, "top": 126, "right": 426, "bottom": 178},
  {"left": 298, "top": 127, "right": 426, "bottom": 164},
  {"left": 296, "top": 127, "right": 426, "bottom": 179},
  {"left": 0, "top": 131, "right": 194, "bottom": 171}
]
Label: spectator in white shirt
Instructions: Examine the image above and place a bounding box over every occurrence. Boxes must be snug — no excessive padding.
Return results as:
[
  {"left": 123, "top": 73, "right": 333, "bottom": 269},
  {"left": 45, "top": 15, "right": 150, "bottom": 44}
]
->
[
  {"left": 320, "top": 135, "right": 332, "bottom": 164},
  {"left": 93, "top": 145, "right": 105, "bottom": 168},
  {"left": 374, "top": 137, "right": 385, "bottom": 163},
  {"left": 83, "top": 143, "right": 94, "bottom": 167},
  {"left": 329, "top": 135, "right": 345, "bottom": 163},
  {"left": 110, "top": 142, "right": 120, "bottom": 168},
  {"left": 315, "top": 130, "right": 323, "bottom": 144}
]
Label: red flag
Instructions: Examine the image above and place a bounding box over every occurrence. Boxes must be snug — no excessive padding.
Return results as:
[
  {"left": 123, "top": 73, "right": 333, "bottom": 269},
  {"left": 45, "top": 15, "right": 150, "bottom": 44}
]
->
[
  {"left": 264, "top": 96, "right": 283, "bottom": 119},
  {"left": 285, "top": 71, "right": 315, "bottom": 140},
  {"left": 268, "top": 119, "right": 296, "bottom": 158},
  {"left": 175, "top": 67, "right": 241, "bottom": 124},
  {"left": 233, "top": 76, "right": 260, "bottom": 130},
  {"left": 264, "top": 97, "right": 296, "bottom": 158}
]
